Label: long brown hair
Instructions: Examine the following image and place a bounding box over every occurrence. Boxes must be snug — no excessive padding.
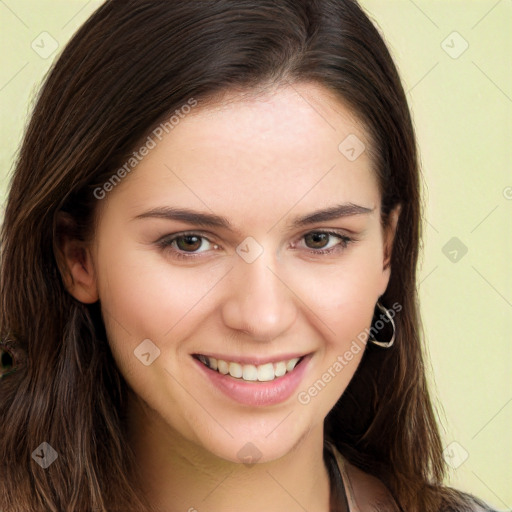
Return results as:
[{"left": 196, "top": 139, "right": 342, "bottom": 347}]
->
[{"left": 0, "top": 1, "right": 489, "bottom": 510}]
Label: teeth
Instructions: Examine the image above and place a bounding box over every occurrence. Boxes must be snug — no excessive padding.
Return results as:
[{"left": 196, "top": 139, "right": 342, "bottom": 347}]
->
[
  {"left": 228, "top": 362, "right": 243, "bottom": 378},
  {"left": 196, "top": 354, "right": 303, "bottom": 382},
  {"left": 197, "top": 355, "right": 209, "bottom": 366},
  {"left": 257, "top": 363, "right": 275, "bottom": 382},
  {"left": 217, "top": 359, "right": 229, "bottom": 375},
  {"left": 242, "top": 365, "right": 258, "bottom": 381},
  {"left": 274, "top": 361, "right": 287, "bottom": 377},
  {"left": 286, "top": 358, "right": 300, "bottom": 372}
]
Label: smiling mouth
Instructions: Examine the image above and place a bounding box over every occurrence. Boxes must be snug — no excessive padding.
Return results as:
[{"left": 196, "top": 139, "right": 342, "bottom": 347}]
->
[{"left": 192, "top": 354, "right": 306, "bottom": 382}]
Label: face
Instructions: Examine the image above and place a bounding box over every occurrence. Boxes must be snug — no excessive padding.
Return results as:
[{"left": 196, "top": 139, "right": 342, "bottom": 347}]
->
[{"left": 67, "top": 82, "right": 398, "bottom": 464}]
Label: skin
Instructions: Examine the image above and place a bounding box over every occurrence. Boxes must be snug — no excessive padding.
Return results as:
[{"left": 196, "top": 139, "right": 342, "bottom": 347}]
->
[{"left": 60, "top": 82, "right": 400, "bottom": 511}]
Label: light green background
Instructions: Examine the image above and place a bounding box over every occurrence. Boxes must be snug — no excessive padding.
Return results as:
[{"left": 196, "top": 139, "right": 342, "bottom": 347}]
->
[{"left": 1, "top": 1, "right": 511, "bottom": 508}]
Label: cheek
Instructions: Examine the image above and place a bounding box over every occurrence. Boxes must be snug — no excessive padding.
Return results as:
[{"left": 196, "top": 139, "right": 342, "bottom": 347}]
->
[
  {"left": 95, "top": 242, "right": 227, "bottom": 349},
  {"left": 289, "top": 247, "right": 384, "bottom": 345},
  {"left": 292, "top": 255, "right": 382, "bottom": 408}
]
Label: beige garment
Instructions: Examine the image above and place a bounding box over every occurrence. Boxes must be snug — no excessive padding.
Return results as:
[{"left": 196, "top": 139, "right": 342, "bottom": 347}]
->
[
  {"left": 327, "top": 441, "right": 493, "bottom": 512},
  {"left": 326, "top": 441, "right": 400, "bottom": 512}
]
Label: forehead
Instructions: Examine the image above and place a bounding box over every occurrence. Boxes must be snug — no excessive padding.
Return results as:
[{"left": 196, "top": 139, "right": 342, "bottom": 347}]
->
[{"left": 108, "top": 83, "right": 380, "bottom": 224}]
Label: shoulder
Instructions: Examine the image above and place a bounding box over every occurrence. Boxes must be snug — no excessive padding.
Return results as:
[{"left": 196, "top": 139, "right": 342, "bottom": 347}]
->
[
  {"left": 343, "top": 465, "right": 497, "bottom": 512},
  {"left": 342, "top": 459, "right": 400, "bottom": 512},
  {"left": 326, "top": 440, "right": 398, "bottom": 511},
  {"left": 327, "top": 442, "right": 496, "bottom": 512}
]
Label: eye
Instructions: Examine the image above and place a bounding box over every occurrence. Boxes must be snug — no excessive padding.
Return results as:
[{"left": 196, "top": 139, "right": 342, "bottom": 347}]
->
[
  {"left": 174, "top": 234, "right": 207, "bottom": 252},
  {"left": 295, "top": 231, "right": 354, "bottom": 255},
  {"left": 304, "top": 232, "right": 337, "bottom": 250},
  {"left": 156, "top": 232, "right": 218, "bottom": 259}
]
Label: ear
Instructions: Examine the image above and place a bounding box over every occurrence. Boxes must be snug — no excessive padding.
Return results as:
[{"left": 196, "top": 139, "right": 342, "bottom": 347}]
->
[
  {"left": 55, "top": 213, "right": 99, "bottom": 304},
  {"left": 379, "top": 204, "right": 401, "bottom": 296}
]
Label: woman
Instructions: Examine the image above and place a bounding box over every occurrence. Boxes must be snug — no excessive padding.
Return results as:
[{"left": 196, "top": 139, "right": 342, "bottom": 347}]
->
[{"left": 0, "top": 1, "right": 497, "bottom": 510}]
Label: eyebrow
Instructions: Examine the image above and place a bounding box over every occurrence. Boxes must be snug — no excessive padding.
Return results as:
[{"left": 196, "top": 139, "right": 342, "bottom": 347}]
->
[
  {"left": 132, "top": 203, "right": 375, "bottom": 232},
  {"left": 290, "top": 203, "right": 375, "bottom": 226}
]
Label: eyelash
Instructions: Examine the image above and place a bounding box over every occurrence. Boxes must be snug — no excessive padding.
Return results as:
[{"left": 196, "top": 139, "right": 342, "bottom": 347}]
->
[{"left": 156, "top": 230, "right": 356, "bottom": 261}]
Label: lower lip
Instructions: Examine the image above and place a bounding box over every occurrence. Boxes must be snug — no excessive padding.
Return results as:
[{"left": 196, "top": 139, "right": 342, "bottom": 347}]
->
[{"left": 193, "top": 355, "right": 312, "bottom": 407}]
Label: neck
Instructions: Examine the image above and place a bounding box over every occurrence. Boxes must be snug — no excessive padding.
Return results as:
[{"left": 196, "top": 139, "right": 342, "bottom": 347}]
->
[{"left": 126, "top": 396, "right": 331, "bottom": 512}]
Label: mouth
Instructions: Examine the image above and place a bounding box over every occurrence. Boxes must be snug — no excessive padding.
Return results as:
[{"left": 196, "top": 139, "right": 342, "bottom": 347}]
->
[{"left": 192, "top": 353, "right": 306, "bottom": 383}]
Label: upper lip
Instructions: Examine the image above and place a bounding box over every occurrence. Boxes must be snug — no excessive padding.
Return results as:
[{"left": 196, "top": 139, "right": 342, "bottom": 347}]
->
[{"left": 192, "top": 352, "right": 311, "bottom": 366}]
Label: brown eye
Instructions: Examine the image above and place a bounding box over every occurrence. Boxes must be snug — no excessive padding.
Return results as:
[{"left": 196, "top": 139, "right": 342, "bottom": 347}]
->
[
  {"left": 304, "top": 232, "right": 331, "bottom": 249},
  {"left": 297, "top": 231, "right": 353, "bottom": 254},
  {"left": 175, "top": 235, "right": 203, "bottom": 252},
  {"left": 156, "top": 232, "right": 218, "bottom": 259}
]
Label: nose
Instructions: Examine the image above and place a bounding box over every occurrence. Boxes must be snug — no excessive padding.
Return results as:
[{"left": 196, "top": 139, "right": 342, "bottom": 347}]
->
[{"left": 220, "top": 251, "right": 297, "bottom": 342}]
